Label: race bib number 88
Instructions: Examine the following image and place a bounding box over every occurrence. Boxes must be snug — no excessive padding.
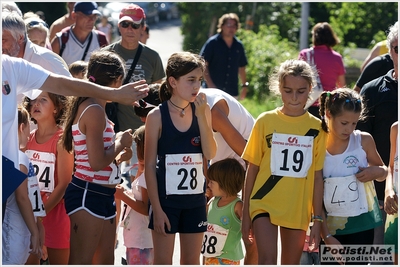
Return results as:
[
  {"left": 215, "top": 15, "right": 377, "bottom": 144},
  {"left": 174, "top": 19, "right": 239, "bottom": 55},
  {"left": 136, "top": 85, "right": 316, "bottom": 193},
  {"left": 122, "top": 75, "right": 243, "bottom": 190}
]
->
[
  {"left": 270, "top": 133, "right": 313, "bottom": 178},
  {"left": 201, "top": 223, "right": 229, "bottom": 257},
  {"left": 165, "top": 153, "right": 204, "bottom": 195}
]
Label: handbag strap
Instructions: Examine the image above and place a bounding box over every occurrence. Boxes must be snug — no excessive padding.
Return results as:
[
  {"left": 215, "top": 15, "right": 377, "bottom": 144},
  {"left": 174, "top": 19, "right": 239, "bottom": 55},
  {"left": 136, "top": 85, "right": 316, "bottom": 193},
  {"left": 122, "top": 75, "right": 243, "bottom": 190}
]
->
[
  {"left": 123, "top": 44, "right": 143, "bottom": 85},
  {"left": 306, "top": 47, "right": 315, "bottom": 66},
  {"left": 307, "top": 47, "right": 322, "bottom": 86}
]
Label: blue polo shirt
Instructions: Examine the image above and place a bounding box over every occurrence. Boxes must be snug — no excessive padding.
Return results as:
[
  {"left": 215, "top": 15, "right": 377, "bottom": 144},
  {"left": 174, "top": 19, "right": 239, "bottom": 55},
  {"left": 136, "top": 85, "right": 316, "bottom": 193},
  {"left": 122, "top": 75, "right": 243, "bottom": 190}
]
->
[{"left": 200, "top": 33, "right": 248, "bottom": 97}]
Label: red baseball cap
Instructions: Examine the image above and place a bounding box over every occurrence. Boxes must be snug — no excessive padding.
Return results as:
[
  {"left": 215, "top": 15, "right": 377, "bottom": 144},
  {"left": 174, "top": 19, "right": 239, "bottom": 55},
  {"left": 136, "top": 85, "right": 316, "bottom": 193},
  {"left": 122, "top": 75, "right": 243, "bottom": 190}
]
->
[{"left": 118, "top": 4, "right": 146, "bottom": 24}]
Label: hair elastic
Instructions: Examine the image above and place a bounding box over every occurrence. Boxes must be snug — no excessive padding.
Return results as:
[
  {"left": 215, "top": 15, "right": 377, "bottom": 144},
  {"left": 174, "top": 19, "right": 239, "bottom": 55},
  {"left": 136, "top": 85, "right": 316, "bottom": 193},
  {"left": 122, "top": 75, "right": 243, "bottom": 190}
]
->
[{"left": 89, "top": 76, "right": 96, "bottom": 82}]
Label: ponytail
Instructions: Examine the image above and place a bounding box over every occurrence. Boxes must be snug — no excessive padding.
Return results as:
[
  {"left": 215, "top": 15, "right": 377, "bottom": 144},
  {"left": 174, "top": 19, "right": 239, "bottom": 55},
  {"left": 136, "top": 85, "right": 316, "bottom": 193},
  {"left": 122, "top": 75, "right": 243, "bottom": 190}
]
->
[
  {"left": 319, "top": 91, "right": 329, "bottom": 133},
  {"left": 159, "top": 81, "right": 171, "bottom": 102}
]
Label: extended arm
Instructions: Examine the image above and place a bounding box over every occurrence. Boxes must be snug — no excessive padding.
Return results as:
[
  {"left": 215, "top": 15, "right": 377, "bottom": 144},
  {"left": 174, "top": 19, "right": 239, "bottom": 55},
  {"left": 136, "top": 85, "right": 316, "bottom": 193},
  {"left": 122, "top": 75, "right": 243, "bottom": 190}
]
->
[{"left": 41, "top": 74, "right": 148, "bottom": 106}]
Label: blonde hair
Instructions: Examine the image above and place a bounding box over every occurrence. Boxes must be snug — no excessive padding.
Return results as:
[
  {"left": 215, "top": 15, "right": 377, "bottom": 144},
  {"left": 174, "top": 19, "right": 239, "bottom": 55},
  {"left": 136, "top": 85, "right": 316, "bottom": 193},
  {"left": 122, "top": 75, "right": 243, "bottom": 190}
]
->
[{"left": 268, "top": 59, "right": 315, "bottom": 95}]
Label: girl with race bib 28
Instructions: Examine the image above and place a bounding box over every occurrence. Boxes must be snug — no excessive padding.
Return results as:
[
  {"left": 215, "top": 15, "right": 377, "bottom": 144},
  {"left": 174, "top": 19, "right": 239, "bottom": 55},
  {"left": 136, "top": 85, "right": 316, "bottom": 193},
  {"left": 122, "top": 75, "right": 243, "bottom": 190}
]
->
[
  {"left": 144, "top": 52, "right": 217, "bottom": 264},
  {"left": 241, "top": 59, "right": 327, "bottom": 264},
  {"left": 319, "top": 88, "right": 387, "bottom": 265}
]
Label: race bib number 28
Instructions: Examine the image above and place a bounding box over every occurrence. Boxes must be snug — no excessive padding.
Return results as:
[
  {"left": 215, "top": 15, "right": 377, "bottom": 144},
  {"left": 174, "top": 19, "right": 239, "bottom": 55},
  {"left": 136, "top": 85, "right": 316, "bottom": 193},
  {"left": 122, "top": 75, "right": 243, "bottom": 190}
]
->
[
  {"left": 270, "top": 133, "right": 313, "bottom": 178},
  {"left": 165, "top": 153, "right": 204, "bottom": 195}
]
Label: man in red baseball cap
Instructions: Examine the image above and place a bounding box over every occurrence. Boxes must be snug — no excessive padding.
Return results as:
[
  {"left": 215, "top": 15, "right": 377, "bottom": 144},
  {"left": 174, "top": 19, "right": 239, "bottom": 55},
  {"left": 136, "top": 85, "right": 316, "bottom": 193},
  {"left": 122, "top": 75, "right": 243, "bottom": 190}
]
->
[
  {"left": 118, "top": 4, "right": 146, "bottom": 24},
  {"left": 101, "top": 4, "right": 165, "bottom": 233}
]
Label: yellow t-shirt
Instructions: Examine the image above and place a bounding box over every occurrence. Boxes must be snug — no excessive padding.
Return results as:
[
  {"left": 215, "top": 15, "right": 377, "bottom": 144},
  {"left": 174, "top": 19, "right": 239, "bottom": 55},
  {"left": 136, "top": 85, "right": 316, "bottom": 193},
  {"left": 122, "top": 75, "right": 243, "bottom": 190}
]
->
[
  {"left": 377, "top": 40, "right": 389, "bottom": 55},
  {"left": 242, "top": 108, "right": 327, "bottom": 231}
]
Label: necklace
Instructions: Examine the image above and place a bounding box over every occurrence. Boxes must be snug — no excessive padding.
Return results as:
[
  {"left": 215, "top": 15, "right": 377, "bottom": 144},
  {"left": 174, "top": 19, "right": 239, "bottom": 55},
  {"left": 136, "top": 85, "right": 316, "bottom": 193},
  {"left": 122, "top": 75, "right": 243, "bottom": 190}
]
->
[{"left": 169, "top": 100, "right": 190, "bottom": 117}]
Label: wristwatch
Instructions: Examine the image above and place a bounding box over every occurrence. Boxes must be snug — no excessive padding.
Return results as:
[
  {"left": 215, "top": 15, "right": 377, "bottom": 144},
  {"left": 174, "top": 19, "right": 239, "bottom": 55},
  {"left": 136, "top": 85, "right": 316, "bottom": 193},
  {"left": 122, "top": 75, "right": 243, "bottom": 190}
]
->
[{"left": 241, "top": 82, "right": 249, "bottom": 87}]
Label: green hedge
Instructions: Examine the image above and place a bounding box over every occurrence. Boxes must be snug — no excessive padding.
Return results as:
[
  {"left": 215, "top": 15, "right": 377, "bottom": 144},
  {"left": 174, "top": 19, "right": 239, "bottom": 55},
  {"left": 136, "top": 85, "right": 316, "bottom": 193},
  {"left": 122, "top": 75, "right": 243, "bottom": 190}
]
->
[{"left": 236, "top": 24, "right": 299, "bottom": 102}]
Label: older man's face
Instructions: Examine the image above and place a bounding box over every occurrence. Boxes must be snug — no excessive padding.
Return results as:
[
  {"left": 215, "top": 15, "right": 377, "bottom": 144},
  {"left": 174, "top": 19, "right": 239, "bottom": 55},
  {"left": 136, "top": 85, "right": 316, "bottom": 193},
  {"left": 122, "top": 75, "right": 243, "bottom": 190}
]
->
[
  {"left": 74, "top": 12, "right": 98, "bottom": 32},
  {"left": 390, "top": 38, "right": 398, "bottom": 68},
  {"left": 2, "top": 30, "right": 22, "bottom": 57}
]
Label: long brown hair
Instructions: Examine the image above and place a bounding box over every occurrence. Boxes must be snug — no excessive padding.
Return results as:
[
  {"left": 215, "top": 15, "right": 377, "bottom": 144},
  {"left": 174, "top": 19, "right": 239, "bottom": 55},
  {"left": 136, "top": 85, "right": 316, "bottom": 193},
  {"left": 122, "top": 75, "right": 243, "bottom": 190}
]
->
[
  {"left": 61, "top": 50, "right": 126, "bottom": 153},
  {"left": 159, "top": 52, "right": 205, "bottom": 102}
]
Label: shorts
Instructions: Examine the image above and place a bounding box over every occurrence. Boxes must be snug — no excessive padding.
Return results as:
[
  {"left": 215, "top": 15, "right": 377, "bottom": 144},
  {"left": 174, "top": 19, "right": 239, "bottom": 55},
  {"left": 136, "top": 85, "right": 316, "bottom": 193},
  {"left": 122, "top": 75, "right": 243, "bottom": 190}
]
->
[
  {"left": 64, "top": 176, "right": 116, "bottom": 220},
  {"left": 252, "top": 212, "right": 270, "bottom": 223},
  {"left": 42, "top": 201, "right": 70, "bottom": 248},
  {"left": 204, "top": 257, "right": 240, "bottom": 265},
  {"left": 126, "top": 247, "right": 154, "bottom": 265},
  {"left": 149, "top": 204, "right": 207, "bottom": 234}
]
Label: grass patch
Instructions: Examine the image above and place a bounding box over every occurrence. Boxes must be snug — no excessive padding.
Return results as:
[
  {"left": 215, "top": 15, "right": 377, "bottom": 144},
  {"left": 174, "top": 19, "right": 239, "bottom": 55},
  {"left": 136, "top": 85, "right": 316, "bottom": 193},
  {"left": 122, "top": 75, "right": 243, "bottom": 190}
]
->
[{"left": 239, "top": 96, "right": 283, "bottom": 119}]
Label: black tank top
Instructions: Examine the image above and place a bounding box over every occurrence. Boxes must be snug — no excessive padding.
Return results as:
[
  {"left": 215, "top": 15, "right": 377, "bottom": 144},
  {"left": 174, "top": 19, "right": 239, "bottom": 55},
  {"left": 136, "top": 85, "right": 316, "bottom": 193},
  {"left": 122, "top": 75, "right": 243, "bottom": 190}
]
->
[{"left": 155, "top": 102, "right": 206, "bottom": 208}]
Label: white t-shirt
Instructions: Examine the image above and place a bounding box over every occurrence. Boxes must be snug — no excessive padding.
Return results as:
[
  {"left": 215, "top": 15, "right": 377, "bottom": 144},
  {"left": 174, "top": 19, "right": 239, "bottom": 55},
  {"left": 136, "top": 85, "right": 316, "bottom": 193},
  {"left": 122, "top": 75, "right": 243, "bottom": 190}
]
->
[
  {"left": 24, "top": 39, "right": 70, "bottom": 77},
  {"left": 56, "top": 27, "right": 102, "bottom": 66},
  {"left": 2, "top": 55, "right": 49, "bottom": 168},
  {"left": 201, "top": 88, "right": 255, "bottom": 168},
  {"left": 121, "top": 173, "right": 153, "bottom": 249}
]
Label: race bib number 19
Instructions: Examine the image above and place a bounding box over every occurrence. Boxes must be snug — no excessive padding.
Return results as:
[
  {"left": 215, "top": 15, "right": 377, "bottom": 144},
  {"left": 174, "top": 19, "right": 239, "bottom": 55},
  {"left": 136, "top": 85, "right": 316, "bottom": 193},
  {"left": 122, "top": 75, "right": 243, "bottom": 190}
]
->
[
  {"left": 270, "top": 133, "right": 313, "bottom": 178},
  {"left": 165, "top": 153, "right": 204, "bottom": 195}
]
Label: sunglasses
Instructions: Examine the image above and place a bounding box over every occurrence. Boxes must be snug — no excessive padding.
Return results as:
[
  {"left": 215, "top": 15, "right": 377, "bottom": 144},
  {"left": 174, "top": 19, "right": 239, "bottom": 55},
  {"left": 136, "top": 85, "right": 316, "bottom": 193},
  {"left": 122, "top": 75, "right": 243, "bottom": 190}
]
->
[
  {"left": 392, "top": 45, "right": 398, "bottom": 54},
  {"left": 27, "top": 20, "right": 49, "bottom": 28},
  {"left": 120, "top": 21, "right": 141, "bottom": 29},
  {"left": 138, "top": 99, "right": 157, "bottom": 108}
]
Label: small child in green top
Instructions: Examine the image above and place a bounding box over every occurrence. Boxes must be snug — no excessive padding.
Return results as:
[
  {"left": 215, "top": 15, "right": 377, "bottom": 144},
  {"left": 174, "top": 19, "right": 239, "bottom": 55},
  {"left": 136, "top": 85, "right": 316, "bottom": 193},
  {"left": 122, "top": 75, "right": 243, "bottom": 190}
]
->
[{"left": 203, "top": 158, "right": 245, "bottom": 265}]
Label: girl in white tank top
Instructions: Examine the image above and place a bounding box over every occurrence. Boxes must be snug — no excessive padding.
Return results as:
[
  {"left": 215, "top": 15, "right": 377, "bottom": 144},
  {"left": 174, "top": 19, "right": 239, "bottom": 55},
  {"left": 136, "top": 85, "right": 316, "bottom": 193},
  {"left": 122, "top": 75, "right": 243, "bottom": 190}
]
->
[{"left": 319, "top": 88, "right": 388, "bottom": 264}]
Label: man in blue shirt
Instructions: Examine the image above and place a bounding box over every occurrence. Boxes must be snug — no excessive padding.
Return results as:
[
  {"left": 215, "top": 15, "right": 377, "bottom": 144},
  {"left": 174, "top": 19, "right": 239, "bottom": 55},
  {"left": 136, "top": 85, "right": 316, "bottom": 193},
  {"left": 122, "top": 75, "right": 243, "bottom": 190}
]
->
[{"left": 200, "top": 13, "right": 249, "bottom": 100}]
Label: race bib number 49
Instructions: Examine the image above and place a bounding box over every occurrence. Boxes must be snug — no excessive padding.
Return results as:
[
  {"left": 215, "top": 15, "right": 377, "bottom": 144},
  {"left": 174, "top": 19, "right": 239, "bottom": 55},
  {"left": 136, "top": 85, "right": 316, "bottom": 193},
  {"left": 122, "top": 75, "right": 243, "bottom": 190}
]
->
[
  {"left": 165, "top": 153, "right": 204, "bottom": 195},
  {"left": 324, "top": 175, "right": 368, "bottom": 217},
  {"left": 270, "top": 133, "right": 313, "bottom": 178}
]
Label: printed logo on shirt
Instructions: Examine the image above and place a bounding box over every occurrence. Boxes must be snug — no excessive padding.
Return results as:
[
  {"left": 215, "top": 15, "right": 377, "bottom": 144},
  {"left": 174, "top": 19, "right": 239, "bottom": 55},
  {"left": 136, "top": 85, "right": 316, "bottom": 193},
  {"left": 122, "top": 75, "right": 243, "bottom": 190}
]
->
[
  {"left": 2, "top": 81, "right": 11, "bottom": 95},
  {"left": 191, "top": 136, "right": 201, "bottom": 146},
  {"left": 198, "top": 220, "right": 208, "bottom": 227},
  {"left": 379, "top": 87, "right": 391, "bottom": 93},
  {"left": 343, "top": 155, "right": 359, "bottom": 168},
  {"left": 266, "top": 133, "right": 273, "bottom": 148}
]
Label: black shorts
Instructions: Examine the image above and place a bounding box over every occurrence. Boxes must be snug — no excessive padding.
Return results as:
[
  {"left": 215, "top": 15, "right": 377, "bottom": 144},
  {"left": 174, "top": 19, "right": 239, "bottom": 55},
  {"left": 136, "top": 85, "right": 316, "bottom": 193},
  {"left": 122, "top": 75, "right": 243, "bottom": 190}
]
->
[
  {"left": 64, "top": 176, "right": 116, "bottom": 220},
  {"left": 148, "top": 204, "right": 207, "bottom": 234}
]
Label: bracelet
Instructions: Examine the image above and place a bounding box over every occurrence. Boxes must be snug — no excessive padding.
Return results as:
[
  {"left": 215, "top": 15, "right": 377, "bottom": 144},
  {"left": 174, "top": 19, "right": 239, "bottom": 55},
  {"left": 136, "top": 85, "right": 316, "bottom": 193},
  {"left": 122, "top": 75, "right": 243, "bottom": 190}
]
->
[
  {"left": 312, "top": 215, "right": 323, "bottom": 222},
  {"left": 323, "top": 234, "right": 332, "bottom": 241},
  {"left": 241, "top": 82, "right": 249, "bottom": 87}
]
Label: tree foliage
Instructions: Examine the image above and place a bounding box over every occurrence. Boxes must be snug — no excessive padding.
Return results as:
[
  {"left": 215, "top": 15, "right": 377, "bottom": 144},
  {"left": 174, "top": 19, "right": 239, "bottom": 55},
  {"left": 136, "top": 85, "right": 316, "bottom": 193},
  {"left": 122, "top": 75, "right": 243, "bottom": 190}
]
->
[
  {"left": 177, "top": 2, "right": 397, "bottom": 101},
  {"left": 178, "top": 2, "right": 398, "bottom": 52},
  {"left": 235, "top": 25, "right": 298, "bottom": 101}
]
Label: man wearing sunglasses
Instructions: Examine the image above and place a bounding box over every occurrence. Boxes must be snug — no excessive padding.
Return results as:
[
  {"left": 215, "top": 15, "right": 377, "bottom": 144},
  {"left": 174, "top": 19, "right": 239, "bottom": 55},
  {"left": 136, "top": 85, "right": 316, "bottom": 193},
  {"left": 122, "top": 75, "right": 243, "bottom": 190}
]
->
[
  {"left": 102, "top": 3, "right": 165, "bottom": 184},
  {"left": 357, "top": 21, "right": 398, "bottom": 264}
]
